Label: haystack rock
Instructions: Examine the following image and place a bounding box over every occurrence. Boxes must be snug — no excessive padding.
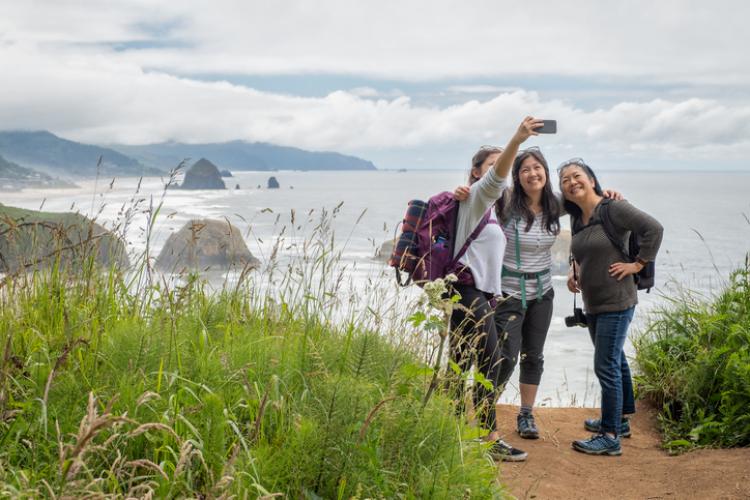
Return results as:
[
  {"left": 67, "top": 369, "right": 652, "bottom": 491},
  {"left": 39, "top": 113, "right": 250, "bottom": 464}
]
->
[
  {"left": 267, "top": 176, "right": 280, "bottom": 189},
  {"left": 180, "top": 158, "right": 226, "bottom": 190},
  {"left": 156, "top": 219, "right": 260, "bottom": 271}
]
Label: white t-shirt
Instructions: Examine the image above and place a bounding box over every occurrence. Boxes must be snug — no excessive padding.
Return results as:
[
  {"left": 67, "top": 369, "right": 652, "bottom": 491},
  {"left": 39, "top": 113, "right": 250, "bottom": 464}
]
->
[{"left": 454, "top": 168, "right": 508, "bottom": 295}]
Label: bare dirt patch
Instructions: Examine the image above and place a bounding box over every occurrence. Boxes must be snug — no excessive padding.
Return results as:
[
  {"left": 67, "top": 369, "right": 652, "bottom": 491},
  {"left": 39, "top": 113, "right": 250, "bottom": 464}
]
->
[{"left": 495, "top": 402, "right": 750, "bottom": 499}]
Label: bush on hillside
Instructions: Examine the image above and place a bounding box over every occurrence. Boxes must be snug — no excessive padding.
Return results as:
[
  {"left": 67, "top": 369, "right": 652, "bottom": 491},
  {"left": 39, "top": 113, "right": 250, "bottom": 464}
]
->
[{"left": 635, "top": 256, "right": 750, "bottom": 450}]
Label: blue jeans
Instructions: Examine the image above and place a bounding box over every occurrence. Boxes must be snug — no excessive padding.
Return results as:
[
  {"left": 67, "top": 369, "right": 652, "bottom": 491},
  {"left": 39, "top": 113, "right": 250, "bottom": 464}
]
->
[{"left": 586, "top": 307, "right": 636, "bottom": 436}]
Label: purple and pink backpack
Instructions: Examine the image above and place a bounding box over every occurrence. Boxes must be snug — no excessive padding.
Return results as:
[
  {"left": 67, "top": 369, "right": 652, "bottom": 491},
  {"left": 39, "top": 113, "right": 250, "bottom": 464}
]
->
[{"left": 388, "top": 191, "right": 490, "bottom": 287}]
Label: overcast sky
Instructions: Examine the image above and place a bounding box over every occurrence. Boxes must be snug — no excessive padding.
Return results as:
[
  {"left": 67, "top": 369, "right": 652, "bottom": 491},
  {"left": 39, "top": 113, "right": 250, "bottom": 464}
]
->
[{"left": 1, "top": 0, "right": 749, "bottom": 170}]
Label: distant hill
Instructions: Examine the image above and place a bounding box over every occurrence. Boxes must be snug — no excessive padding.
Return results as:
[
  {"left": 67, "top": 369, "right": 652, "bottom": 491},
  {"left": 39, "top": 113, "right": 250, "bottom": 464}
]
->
[
  {"left": 0, "top": 131, "right": 162, "bottom": 178},
  {"left": 113, "top": 140, "right": 377, "bottom": 171},
  {"left": 0, "top": 154, "right": 75, "bottom": 189}
]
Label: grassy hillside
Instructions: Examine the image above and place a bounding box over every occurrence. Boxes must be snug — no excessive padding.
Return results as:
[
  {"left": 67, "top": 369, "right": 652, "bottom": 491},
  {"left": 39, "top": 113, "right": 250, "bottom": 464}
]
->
[
  {"left": 0, "top": 204, "right": 129, "bottom": 272},
  {"left": 635, "top": 257, "right": 750, "bottom": 450},
  {"left": 0, "top": 267, "right": 503, "bottom": 498}
]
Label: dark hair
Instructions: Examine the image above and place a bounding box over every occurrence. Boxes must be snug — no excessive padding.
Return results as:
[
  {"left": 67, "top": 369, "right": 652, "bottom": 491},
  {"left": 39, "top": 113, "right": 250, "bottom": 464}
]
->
[
  {"left": 468, "top": 146, "right": 503, "bottom": 185},
  {"left": 502, "top": 150, "right": 560, "bottom": 235},
  {"left": 557, "top": 160, "right": 604, "bottom": 219}
]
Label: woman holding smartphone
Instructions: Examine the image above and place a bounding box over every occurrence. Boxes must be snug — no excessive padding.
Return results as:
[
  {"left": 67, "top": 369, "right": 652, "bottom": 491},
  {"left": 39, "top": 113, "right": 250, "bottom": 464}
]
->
[{"left": 559, "top": 158, "right": 662, "bottom": 456}]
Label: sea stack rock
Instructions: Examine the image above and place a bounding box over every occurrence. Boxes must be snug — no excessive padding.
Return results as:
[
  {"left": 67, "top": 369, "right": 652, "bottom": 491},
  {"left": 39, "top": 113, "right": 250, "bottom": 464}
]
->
[
  {"left": 156, "top": 219, "right": 260, "bottom": 271},
  {"left": 267, "top": 176, "right": 280, "bottom": 189},
  {"left": 373, "top": 239, "right": 395, "bottom": 262},
  {"left": 180, "top": 158, "right": 226, "bottom": 190},
  {"left": 220, "top": 169, "right": 233, "bottom": 177}
]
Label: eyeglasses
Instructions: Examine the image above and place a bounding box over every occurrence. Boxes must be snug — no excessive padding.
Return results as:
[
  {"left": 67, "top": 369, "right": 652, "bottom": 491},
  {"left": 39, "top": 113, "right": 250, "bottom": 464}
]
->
[{"left": 557, "top": 157, "right": 589, "bottom": 173}]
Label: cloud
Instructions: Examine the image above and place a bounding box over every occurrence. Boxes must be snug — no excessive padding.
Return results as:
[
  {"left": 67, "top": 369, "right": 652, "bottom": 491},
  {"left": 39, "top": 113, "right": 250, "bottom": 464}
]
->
[
  {"left": 2, "top": 1, "right": 750, "bottom": 84},
  {"left": 447, "top": 85, "right": 523, "bottom": 95},
  {"left": 1, "top": 1, "right": 749, "bottom": 169},
  {"left": 1, "top": 36, "right": 749, "bottom": 167}
]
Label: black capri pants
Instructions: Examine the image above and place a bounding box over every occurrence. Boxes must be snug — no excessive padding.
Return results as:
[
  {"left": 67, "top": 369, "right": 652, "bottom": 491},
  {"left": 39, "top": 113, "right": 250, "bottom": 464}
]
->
[{"left": 494, "top": 287, "right": 554, "bottom": 388}]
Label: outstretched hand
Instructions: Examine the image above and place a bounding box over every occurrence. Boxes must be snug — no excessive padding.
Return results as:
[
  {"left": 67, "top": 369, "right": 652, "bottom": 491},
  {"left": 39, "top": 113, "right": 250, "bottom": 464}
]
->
[
  {"left": 514, "top": 116, "right": 544, "bottom": 144},
  {"left": 454, "top": 185, "right": 470, "bottom": 201}
]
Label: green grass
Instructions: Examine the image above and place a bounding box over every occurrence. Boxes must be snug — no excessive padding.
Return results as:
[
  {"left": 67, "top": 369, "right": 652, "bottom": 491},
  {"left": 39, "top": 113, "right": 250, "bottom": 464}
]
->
[
  {"left": 634, "top": 256, "right": 750, "bottom": 451},
  {"left": 0, "top": 204, "right": 129, "bottom": 273},
  {"left": 0, "top": 221, "right": 505, "bottom": 498}
]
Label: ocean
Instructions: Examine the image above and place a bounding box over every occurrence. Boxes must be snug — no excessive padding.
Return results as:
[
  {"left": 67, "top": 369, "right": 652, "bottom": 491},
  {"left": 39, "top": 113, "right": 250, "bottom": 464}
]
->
[{"left": 3, "top": 169, "right": 749, "bottom": 406}]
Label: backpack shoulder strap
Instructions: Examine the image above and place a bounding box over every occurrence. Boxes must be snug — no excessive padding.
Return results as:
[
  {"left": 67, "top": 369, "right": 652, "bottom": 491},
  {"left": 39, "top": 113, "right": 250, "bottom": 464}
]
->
[
  {"left": 598, "top": 199, "right": 630, "bottom": 258},
  {"left": 452, "top": 208, "right": 492, "bottom": 264}
]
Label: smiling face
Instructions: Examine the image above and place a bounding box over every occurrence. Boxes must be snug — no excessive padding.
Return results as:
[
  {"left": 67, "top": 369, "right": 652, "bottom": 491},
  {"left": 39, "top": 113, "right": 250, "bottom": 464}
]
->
[
  {"left": 517, "top": 154, "right": 547, "bottom": 195},
  {"left": 559, "top": 164, "right": 596, "bottom": 202}
]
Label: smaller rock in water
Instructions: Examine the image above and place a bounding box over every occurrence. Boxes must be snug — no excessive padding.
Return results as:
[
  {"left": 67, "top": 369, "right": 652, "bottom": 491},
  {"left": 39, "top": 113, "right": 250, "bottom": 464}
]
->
[
  {"left": 220, "top": 169, "right": 233, "bottom": 177},
  {"left": 373, "top": 239, "right": 395, "bottom": 262},
  {"left": 235, "top": 183, "right": 240, "bottom": 189},
  {"left": 267, "top": 176, "right": 280, "bottom": 189},
  {"left": 550, "top": 229, "right": 571, "bottom": 275}
]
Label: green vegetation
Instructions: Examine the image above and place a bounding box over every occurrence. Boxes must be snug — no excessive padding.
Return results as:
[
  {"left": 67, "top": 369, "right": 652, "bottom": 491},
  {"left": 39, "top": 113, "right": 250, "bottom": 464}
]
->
[
  {"left": 0, "top": 204, "right": 129, "bottom": 273},
  {"left": 0, "top": 209, "right": 503, "bottom": 498},
  {"left": 635, "top": 256, "right": 750, "bottom": 451}
]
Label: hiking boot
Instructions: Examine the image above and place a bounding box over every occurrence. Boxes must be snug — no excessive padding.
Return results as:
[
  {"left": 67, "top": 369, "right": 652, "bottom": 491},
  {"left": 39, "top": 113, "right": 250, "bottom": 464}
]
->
[
  {"left": 488, "top": 439, "right": 528, "bottom": 462},
  {"left": 517, "top": 413, "right": 540, "bottom": 439},
  {"left": 583, "top": 418, "right": 631, "bottom": 438},
  {"left": 572, "top": 433, "right": 622, "bottom": 456}
]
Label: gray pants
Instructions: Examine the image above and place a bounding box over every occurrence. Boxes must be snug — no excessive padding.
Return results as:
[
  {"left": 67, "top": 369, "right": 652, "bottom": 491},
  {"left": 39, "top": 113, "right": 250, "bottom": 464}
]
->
[{"left": 494, "top": 288, "right": 554, "bottom": 388}]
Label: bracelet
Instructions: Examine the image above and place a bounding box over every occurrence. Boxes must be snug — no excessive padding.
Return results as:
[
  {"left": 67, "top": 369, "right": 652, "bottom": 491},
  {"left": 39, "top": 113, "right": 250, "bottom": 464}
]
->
[{"left": 636, "top": 257, "right": 648, "bottom": 267}]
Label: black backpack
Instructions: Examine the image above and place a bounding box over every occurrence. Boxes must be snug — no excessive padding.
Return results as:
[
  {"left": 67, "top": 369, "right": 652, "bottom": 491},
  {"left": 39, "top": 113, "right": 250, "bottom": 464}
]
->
[{"left": 572, "top": 199, "right": 655, "bottom": 292}]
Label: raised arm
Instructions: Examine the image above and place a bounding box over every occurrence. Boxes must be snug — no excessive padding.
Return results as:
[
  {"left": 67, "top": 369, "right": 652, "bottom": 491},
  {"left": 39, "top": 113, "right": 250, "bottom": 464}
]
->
[
  {"left": 492, "top": 116, "right": 543, "bottom": 178},
  {"left": 471, "top": 116, "right": 543, "bottom": 207}
]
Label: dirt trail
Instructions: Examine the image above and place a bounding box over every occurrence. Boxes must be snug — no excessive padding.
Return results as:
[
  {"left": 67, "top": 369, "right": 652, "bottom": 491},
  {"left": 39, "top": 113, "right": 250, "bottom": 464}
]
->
[{"left": 495, "top": 402, "right": 750, "bottom": 499}]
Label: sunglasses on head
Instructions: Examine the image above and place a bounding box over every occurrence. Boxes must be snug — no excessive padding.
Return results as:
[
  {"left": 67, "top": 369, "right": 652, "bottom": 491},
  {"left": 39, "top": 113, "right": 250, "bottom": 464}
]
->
[
  {"left": 516, "top": 146, "right": 546, "bottom": 160},
  {"left": 557, "top": 157, "right": 589, "bottom": 174}
]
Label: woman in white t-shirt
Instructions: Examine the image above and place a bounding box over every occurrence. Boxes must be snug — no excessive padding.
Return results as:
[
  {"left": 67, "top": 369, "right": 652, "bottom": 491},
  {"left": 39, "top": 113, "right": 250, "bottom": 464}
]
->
[{"left": 448, "top": 116, "right": 543, "bottom": 463}]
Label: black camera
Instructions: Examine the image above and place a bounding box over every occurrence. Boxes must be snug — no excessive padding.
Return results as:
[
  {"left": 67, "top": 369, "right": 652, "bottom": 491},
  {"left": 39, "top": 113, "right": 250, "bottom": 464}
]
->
[{"left": 565, "top": 307, "right": 588, "bottom": 328}]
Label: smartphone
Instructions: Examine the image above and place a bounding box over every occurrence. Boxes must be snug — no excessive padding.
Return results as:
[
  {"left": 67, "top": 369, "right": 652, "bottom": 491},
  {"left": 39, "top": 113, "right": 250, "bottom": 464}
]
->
[{"left": 535, "top": 120, "right": 557, "bottom": 134}]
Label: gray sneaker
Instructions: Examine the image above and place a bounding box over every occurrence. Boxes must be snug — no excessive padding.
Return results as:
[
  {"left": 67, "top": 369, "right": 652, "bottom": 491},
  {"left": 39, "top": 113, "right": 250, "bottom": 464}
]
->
[
  {"left": 517, "top": 413, "right": 539, "bottom": 439},
  {"left": 572, "top": 433, "right": 622, "bottom": 456},
  {"left": 488, "top": 439, "right": 528, "bottom": 462},
  {"left": 584, "top": 418, "right": 631, "bottom": 438}
]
